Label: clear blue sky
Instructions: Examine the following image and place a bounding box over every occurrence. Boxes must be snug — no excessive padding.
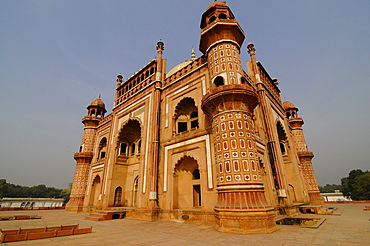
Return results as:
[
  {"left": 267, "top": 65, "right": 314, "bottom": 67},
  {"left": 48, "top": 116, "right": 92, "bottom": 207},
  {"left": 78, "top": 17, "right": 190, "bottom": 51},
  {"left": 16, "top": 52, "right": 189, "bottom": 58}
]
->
[{"left": 1, "top": 1, "right": 369, "bottom": 189}]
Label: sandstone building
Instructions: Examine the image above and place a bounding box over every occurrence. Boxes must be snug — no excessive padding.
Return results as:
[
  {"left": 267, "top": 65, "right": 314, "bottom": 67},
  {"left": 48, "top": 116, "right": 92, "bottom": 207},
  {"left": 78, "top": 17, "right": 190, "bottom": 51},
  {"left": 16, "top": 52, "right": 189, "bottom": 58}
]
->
[{"left": 66, "top": 2, "right": 323, "bottom": 234}]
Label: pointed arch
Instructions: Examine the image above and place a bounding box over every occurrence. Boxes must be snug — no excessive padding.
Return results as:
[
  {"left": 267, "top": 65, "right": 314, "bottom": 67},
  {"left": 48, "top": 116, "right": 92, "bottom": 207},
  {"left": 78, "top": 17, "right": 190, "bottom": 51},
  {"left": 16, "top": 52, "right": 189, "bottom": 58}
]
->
[
  {"left": 113, "top": 186, "right": 123, "bottom": 206},
  {"left": 117, "top": 118, "right": 142, "bottom": 156},
  {"left": 174, "top": 97, "right": 199, "bottom": 134},
  {"left": 276, "top": 121, "right": 288, "bottom": 155},
  {"left": 98, "top": 137, "right": 107, "bottom": 159},
  {"left": 213, "top": 76, "right": 224, "bottom": 87},
  {"left": 89, "top": 175, "right": 101, "bottom": 206},
  {"left": 173, "top": 155, "right": 201, "bottom": 209},
  {"left": 133, "top": 176, "right": 139, "bottom": 207},
  {"left": 174, "top": 155, "right": 199, "bottom": 173}
]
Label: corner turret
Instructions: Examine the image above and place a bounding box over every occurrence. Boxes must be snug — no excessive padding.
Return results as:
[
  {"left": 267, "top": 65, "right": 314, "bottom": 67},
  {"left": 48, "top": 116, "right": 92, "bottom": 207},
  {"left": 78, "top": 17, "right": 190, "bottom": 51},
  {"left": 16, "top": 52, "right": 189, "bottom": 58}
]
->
[
  {"left": 66, "top": 96, "right": 106, "bottom": 212},
  {"left": 284, "top": 101, "right": 324, "bottom": 206}
]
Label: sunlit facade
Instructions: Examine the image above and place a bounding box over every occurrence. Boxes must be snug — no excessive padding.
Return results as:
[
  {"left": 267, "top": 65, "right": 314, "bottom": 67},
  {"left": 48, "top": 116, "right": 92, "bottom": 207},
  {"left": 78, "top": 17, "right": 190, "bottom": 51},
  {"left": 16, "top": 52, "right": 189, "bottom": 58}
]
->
[{"left": 66, "top": 2, "right": 324, "bottom": 234}]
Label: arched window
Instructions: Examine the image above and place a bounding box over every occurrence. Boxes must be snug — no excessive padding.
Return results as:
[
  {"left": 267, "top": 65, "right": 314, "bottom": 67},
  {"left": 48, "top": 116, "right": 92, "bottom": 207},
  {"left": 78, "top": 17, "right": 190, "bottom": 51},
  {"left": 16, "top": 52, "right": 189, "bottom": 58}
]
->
[
  {"left": 98, "top": 138, "right": 107, "bottom": 159},
  {"left": 190, "top": 112, "right": 198, "bottom": 129},
  {"left": 277, "top": 122, "right": 287, "bottom": 155},
  {"left": 214, "top": 76, "right": 224, "bottom": 87},
  {"left": 218, "top": 13, "right": 227, "bottom": 19},
  {"left": 280, "top": 142, "right": 286, "bottom": 154},
  {"left": 241, "top": 77, "right": 248, "bottom": 85},
  {"left": 131, "top": 143, "right": 136, "bottom": 156},
  {"left": 117, "top": 119, "right": 142, "bottom": 157},
  {"left": 174, "top": 98, "right": 199, "bottom": 134},
  {"left": 120, "top": 143, "right": 128, "bottom": 155},
  {"left": 133, "top": 177, "right": 139, "bottom": 207},
  {"left": 177, "top": 115, "right": 188, "bottom": 133},
  {"left": 137, "top": 140, "right": 142, "bottom": 154},
  {"left": 192, "top": 169, "right": 200, "bottom": 179},
  {"left": 209, "top": 16, "right": 216, "bottom": 23}
]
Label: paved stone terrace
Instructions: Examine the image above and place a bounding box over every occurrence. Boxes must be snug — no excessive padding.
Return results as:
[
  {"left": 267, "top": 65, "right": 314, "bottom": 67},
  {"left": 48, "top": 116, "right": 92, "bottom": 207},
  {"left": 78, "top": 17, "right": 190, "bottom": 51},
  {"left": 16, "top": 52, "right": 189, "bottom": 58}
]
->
[{"left": 0, "top": 203, "right": 369, "bottom": 245}]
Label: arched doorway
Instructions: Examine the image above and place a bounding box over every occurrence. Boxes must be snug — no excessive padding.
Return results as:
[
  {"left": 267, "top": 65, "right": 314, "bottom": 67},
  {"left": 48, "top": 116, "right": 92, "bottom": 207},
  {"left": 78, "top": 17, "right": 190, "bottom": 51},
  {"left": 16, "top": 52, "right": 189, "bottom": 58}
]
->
[
  {"left": 114, "top": 187, "right": 122, "bottom": 206},
  {"left": 288, "top": 184, "right": 297, "bottom": 203},
  {"left": 133, "top": 177, "right": 139, "bottom": 207},
  {"left": 89, "top": 175, "right": 101, "bottom": 206},
  {"left": 173, "top": 156, "right": 201, "bottom": 209}
]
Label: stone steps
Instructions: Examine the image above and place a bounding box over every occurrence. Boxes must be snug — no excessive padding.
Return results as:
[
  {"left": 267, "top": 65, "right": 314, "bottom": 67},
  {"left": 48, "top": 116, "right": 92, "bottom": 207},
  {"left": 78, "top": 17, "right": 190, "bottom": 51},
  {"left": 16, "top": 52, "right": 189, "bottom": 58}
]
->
[{"left": 85, "top": 211, "right": 126, "bottom": 221}]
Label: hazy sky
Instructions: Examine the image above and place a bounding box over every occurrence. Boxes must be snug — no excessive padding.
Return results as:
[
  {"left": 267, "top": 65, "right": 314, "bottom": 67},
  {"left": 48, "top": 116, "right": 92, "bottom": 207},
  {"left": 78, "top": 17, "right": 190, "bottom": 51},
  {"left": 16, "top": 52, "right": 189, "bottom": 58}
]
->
[{"left": 1, "top": 1, "right": 369, "bottom": 189}]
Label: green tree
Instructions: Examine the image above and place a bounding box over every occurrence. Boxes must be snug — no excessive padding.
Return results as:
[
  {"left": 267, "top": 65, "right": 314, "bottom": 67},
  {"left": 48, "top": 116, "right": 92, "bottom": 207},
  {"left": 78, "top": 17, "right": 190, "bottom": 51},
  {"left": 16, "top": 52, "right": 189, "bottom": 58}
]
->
[
  {"left": 60, "top": 183, "right": 72, "bottom": 204},
  {"left": 6, "top": 183, "right": 27, "bottom": 197},
  {"left": 351, "top": 172, "right": 370, "bottom": 200},
  {"left": 341, "top": 169, "right": 370, "bottom": 200},
  {"left": 319, "top": 184, "right": 343, "bottom": 193},
  {"left": 0, "top": 181, "right": 65, "bottom": 198},
  {"left": 0, "top": 179, "right": 8, "bottom": 198}
]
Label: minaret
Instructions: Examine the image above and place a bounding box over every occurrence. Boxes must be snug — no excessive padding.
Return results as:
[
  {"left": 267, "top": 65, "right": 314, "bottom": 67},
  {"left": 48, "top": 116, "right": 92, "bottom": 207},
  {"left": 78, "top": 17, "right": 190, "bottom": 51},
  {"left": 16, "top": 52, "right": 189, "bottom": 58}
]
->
[
  {"left": 149, "top": 40, "right": 164, "bottom": 206},
  {"left": 66, "top": 96, "right": 106, "bottom": 212},
  {"left": 283, "top": 101, "right": 324, "bottom": 205},
  {"left": 200, "top": 2, "right": 277, "bottom": 234},
  {"left": 247, "top": 43, "right": 289, "bottom": 200}
]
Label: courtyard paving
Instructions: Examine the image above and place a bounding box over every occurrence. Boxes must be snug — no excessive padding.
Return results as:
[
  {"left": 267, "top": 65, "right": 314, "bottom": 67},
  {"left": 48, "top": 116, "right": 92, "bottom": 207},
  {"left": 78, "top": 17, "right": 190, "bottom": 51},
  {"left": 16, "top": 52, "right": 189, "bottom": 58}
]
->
[{"left": 0, "top": 203, "right": 369, "bottom": 245}]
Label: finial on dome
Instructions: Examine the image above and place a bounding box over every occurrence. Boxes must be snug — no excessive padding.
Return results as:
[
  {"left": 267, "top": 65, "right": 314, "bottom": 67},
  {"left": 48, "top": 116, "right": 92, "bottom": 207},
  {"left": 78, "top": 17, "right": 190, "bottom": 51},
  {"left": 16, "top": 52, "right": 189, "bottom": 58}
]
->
[
  {"left": 247, "top": 42, "right": 255, "bottom": 55},
  {"left": 98, "top": 94, "right": 101, "bottom": 99},
  {"left": 191, "top": 47, "right": 196, "bottom": 60},
  {"left": 116, "top": 73, "right": 123, "bottom": 85},
  {"left": 156, "top": 39, "right": 164, "bottom": 51},
  {"left": 272, "top": 78, "right": 279, "bottom": 86}
]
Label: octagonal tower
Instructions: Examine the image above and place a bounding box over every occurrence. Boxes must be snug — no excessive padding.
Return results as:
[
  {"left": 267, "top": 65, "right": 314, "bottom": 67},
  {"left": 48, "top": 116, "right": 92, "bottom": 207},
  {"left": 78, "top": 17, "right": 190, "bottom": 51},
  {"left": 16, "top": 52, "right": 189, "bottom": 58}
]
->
[
  {"left": 283, "top": 101, "right": 324, "bottom": 206},
  {"left": 66, "top": 96, "right": 106, "bottom": 212},
  {"left": 200, "top": 1, "right": 277, "bottom": 234}
]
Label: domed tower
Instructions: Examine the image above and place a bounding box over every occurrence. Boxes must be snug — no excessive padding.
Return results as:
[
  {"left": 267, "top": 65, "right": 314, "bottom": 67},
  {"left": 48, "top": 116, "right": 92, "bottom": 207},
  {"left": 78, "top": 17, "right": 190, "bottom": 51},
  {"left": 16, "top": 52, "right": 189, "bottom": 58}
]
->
[
  {"left": 283, "top": 101, "right": 323, "bottom": 206},
  {"left": 66, "top": 96, "right": 107, "bottom": 212},
  {"left": 200, "top": 2, "right": 277, "bottom": 234}
]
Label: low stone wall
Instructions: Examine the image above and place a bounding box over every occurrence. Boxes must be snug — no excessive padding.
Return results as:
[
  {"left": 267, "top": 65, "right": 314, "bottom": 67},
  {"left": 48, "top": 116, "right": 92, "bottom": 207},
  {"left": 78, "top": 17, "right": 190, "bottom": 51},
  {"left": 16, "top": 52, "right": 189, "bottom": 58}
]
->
[
  {"left": 0, "top": 224, "right": 92, "bottom": 243},
  {"left": 0, "top": 207, "right": 65, "bottom": 211},
  {"left": 324, "top": 201, "right": 370, "bottom": 204}
]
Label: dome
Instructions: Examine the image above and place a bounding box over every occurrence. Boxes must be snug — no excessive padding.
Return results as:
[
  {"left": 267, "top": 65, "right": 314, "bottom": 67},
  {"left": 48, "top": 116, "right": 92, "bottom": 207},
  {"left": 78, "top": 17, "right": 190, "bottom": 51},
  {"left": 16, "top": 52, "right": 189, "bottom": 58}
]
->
[
  {"left": 167, "top": 48, "right": 196, "bottom": 77},
  {"left": 167, "top": 60, "right": 193, "bottom": 77},
  {"left": 283, "top": 101, "right": 296, "bottom": 110},
  {"left": 89, "top": 97, "right": 106, "bottom": 108}
]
